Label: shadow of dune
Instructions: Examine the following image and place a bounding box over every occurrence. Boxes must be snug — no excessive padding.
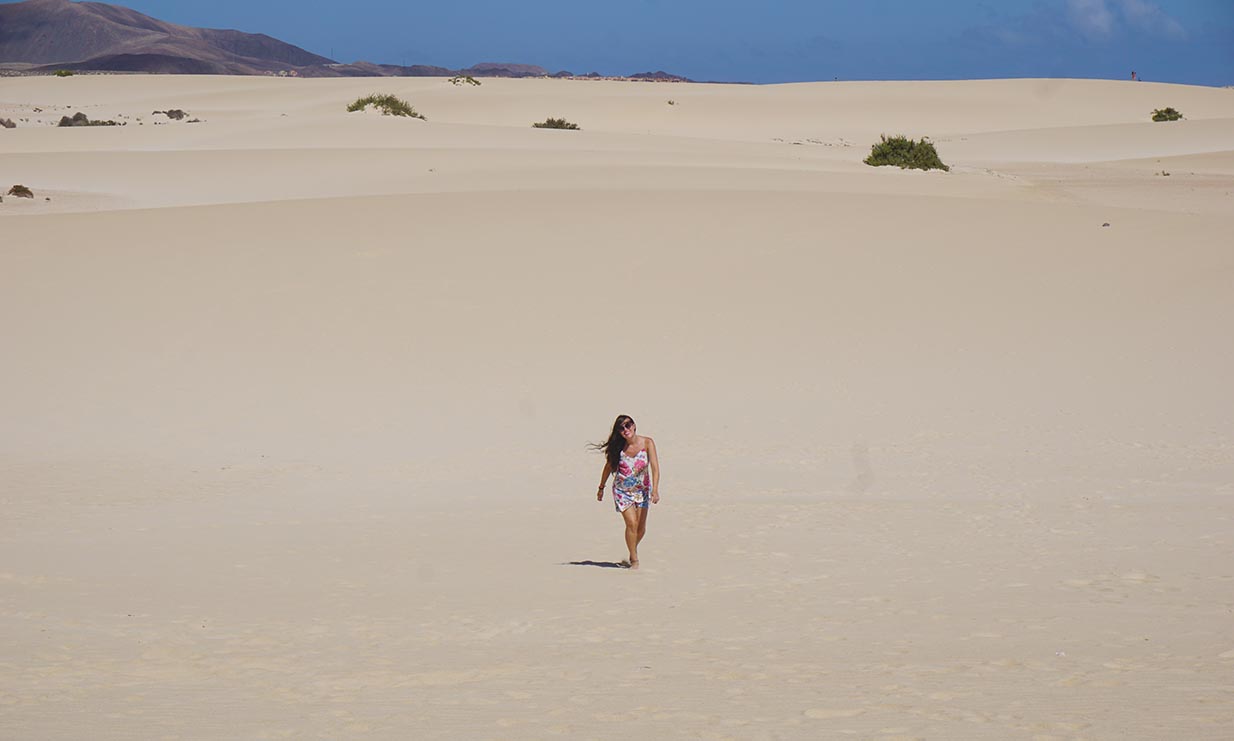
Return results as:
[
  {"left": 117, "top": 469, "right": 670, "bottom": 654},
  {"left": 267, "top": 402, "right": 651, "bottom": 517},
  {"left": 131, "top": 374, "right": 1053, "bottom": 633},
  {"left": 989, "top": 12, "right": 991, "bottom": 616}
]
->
[{"left": 563, "top": 559, "right": 628, "bottom": 569}]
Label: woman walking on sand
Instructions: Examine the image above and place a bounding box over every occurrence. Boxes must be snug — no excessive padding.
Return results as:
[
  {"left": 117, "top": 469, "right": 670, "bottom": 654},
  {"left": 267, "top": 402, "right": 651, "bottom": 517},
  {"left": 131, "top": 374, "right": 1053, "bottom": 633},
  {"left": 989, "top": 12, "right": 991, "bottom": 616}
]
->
[{"left": 592, "top": 415, "right": 660, "bottom": 569}]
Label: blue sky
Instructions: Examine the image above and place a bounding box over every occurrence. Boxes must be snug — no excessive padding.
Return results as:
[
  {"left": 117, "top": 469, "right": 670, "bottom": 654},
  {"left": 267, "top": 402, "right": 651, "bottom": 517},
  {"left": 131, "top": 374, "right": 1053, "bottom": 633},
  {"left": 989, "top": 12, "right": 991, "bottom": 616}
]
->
[{"left": 19, "top": 0, "right": 1234, "bottom": 84}]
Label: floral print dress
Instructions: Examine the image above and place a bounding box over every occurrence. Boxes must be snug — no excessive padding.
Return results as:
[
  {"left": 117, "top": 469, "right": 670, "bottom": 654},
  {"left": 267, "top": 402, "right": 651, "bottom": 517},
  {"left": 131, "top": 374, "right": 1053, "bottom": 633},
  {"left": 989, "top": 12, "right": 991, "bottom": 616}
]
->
[{"left": 613, "top": 449, "right": 651, "bottom": 512}]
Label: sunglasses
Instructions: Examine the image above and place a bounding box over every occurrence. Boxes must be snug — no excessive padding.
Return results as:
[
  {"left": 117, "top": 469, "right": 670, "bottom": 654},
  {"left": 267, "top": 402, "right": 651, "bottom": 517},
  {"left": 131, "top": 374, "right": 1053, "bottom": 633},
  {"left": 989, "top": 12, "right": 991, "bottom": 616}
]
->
[{"left": 621, "top": 420, "right": 635, "bottom": 430}]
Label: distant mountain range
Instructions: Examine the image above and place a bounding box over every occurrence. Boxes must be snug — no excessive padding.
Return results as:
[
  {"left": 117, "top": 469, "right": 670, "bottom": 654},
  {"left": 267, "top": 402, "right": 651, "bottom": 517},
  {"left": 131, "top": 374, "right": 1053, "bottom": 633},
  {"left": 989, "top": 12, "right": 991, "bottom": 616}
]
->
[{"left": 0, "top": 0, "right": 692, "bottom": 81}]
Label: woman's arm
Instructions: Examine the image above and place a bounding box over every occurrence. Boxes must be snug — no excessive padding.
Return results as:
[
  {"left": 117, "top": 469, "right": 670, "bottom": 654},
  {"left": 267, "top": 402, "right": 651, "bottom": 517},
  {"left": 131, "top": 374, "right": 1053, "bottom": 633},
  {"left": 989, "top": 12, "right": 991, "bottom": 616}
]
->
[
  {"left": 647, "top": 437, "right": 660, "bottom": 504},
  {"left": 597, "top": 461, "right": 611, "bottom": 501}
]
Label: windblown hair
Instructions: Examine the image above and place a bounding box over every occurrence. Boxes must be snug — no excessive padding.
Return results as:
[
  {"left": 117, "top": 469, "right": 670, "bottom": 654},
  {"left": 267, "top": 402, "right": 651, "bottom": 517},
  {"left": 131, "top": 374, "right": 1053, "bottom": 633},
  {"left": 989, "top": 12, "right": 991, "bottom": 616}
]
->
[{"left": 590, "top": 414, "right": 634, "bottom": 472}]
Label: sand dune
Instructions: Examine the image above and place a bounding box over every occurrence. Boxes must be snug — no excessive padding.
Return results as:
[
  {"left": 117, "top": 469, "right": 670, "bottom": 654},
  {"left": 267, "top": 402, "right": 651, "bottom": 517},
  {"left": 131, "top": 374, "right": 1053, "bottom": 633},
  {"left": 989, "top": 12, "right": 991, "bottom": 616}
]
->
[{"left": 2, "top": 75, "right": 1233, "bottom": 739}]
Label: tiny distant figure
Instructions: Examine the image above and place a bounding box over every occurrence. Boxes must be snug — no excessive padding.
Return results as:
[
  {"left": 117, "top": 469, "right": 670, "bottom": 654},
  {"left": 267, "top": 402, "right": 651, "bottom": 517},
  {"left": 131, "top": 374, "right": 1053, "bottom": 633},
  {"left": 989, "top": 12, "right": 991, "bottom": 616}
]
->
[
  {"left": 591, "top": 415, "right": 660, "bottom": 569},
  {"left": 1131, "top": 70, "right": 1137, "bottom": 81}
]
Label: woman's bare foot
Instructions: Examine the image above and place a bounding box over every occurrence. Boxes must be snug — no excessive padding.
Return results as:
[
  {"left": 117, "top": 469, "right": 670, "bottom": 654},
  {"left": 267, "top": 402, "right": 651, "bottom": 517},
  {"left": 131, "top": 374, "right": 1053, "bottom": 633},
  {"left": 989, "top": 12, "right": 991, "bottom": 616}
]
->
[{"left": 628, "top": 557, "right": 639, "bottom": 570}]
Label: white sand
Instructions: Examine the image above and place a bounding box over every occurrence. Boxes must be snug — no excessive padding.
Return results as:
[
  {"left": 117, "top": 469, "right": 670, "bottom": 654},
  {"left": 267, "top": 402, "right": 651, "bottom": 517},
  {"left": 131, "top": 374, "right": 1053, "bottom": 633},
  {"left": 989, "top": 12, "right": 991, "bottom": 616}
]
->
[{"left": 2, "top": 75, "right": 1233, "bottom": 739}]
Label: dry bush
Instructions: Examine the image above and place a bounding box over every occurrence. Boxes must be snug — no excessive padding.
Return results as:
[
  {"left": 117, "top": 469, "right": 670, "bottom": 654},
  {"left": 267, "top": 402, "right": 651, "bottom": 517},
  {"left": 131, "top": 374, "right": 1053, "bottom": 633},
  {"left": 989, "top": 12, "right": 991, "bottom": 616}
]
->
[
  {"left": 58, "top": 111, "right": 121, "bottom": 127},
  {"left": 347, "top": 94, "right": 425, "bottom": 119},
  {"left": 533, "top": 117, "right": 581, "bottom": 130}
]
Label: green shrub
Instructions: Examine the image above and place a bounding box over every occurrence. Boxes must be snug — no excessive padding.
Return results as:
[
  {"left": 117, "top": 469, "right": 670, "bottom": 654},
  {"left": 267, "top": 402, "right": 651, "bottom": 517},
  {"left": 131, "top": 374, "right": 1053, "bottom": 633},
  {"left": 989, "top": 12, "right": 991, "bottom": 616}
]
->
[
  {"left": 347, "top": 94, "right": 425, "bottom": 119},
  {"left": 7, "top": 184, "right": 34, "bottom": 198},
  {"left": 1151, "top": 107, "right": 1183, "bottom": 122},
  {"left": 54, "top": 69, "right": 74, "bottom": 77},
  {"left": 533, "top": 117, "right": 580, "bottom": 130},
  {"left": 864, "top": 134, "right": 949, "bottom": 172}
]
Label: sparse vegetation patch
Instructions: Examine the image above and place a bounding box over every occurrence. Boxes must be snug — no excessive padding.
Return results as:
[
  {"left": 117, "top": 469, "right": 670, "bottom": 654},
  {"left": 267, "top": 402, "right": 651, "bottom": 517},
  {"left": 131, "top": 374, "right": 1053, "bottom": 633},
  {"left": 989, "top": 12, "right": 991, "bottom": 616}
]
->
[
  {"left": 347, "top": 94, "right": 425, "bottom": 119},
  {"left": 54, "top": 69, "right": 74, "bottom": 77},
  {"left": 864, "top": 134, "right": 949, "bottom": 172},
  {"left": 0, "top": 118, "right": 15, "bottom": 129},
  {"left": 533, "top": 117, "right": 581, "bottom": 130},
  {"left": 1151, "top": 107, "right": 1183, "bottom": 122},
  {"left": 153, "top": 109, "right": 187, "bottom": 120},
  {"left": 7, "top": 184, "right": 34, "bottom": 198},
  {"left": 58, "top": 111, "right": 122, "bottom": 127},
  {"left": 449, "top": 75, "right": 481, "bottom": 86}
]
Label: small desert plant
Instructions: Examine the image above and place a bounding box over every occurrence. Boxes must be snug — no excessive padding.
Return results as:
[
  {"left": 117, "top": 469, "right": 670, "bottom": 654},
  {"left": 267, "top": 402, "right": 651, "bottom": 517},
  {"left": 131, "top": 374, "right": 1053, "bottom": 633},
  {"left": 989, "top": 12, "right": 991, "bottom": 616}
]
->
[
  {"left": 533, "top": 117, "right": 580, "bottom": 130},
  {"left": 1151, "top": 107, "right": 1183, "bottom": 122},
  {"left": 0, "top": 118, "right": 15, "bottom": 129},
  {"left": 449, "top": 75, "right": 480, "bottom": 86},
  {"left": 58, "top": 111, "right": 121, "bottom": 127},
  {"left": 864, "top": 134, "right": 949, "bottom": 172},
  {"left": 347, "top": 94, "right": 425, "bottom": 119},
  {"left": 667, "top": 99, "right": 676, "bottom": 106},
  {"left": 7, "top": 184, "right": 34, "bottom": 198},
  {"left": 153, "top": 109, "right": 187, "bottom": 120},
  {"left": 54, "top": 69, "right": 74, "bottom": 77}
]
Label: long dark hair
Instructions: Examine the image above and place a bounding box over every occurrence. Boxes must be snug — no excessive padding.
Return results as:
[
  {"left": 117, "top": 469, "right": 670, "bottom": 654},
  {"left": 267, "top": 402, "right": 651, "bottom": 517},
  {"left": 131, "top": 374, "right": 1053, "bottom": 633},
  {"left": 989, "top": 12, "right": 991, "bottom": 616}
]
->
[{"left": 590, "top": 414, "right": 634, "bottom": 472}]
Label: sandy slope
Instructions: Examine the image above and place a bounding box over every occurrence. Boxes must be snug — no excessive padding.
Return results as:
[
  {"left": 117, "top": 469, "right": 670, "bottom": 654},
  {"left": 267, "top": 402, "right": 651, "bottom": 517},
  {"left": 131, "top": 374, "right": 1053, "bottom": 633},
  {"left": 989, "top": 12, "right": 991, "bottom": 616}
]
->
[{"left": 2, "top": 76, "right": 1233, "bottom": 739}]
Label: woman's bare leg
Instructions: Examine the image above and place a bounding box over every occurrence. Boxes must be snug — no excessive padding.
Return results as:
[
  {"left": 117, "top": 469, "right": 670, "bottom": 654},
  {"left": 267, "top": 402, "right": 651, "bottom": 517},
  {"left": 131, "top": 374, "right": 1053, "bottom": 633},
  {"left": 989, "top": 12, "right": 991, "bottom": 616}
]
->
[
  {"left": 636, "top": 507, "right": 649, "bottom": 546},
  {"left": 621, "top": 506, "right": 641, "bottom": 568}
]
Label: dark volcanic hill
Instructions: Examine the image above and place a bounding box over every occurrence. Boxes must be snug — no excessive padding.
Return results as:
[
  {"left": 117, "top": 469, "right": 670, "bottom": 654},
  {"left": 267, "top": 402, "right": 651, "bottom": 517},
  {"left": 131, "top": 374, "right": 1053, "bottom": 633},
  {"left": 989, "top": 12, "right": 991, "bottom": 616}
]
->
[
  {"left": 0, "top": 0, "right": 695, "bottom": 80},
  {"left": 630, "top": 70, "right": 691, "bottom": 82},
  {"left": 0, "top": 0, "right": 334, "bottom": 74},
  {"left": 460, "top": 62, "right": 551, "bottom": 78}
]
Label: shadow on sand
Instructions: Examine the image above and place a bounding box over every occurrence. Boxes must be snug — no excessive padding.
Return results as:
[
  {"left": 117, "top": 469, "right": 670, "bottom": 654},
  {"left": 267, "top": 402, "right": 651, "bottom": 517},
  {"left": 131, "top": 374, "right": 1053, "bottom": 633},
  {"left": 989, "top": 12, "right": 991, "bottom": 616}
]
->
[{"left": 563, "top": 559, "right": 629, "bottom": 569}]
